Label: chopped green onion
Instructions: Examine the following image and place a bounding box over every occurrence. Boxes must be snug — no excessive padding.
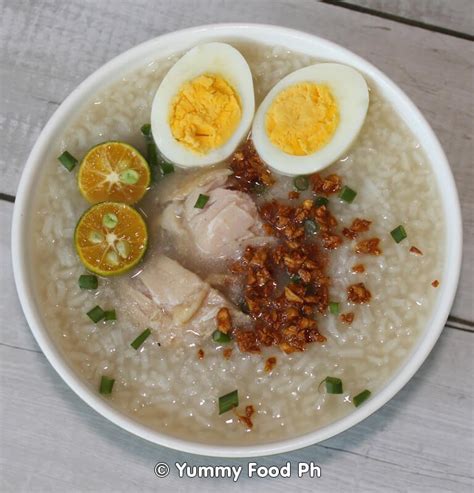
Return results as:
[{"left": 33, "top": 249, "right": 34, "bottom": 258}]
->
[
  {"left": 119, "top": 169, "right": 139, "bottom": 185},
  {"left": 99, "top": 376, "right": 115, "bottom": 395},
  {"left": 218, "top": 389, "right": 239, "bottom": 414},
  {"left": 339, "top": 186, "right": 357, "bottom": 203},
  {"left": 104, "top": 310, "right": 116, "bottom": 321},
  {"left": 212, "top": 330, "right": 231, "bottom": 343},
  {"left": 87, "top": 305, "right": 105, "bottom": 323},
  {"left": 194, "top": 194, "right": 210, "bottom": 209},
  {"left": 130, "top": 328, "right": 151, "bottom": 350},
  {"left": 353, "top": 389, "right": 371, "bottom": 407},
  {"left": 149, "top": 166, "right": 160, "bottom": 184},
  {"left": 252, "top": 184, "right": 268, "bottom": 196},
  {"left": 314, "top": 196, "right": 329, "bottom": 207},
  {"left": 140, "top": 123, "right": 152, "bottom": 139},
  {"left": 324, "top": 376, "right": 343, "bottom": 394},
  {"left": 160, "top": 161, "right": 175, "bottom": 175},
  {"left": 78, "top": 274, "right": 98, "bottom": 290},
  {"left": 102, "top": 212, "right": 118, "bottom": 229},
  {"left": 140, "top": 123, "right": 160, "bottom": 177},
  {"left": 304, "top": 219, "right": 319, "bottom": 236},
  {"left": 289, "top": 274, "right": 301, "bottom": 284},
  {"left": 147, "top": 141, "right": 158, "bottom": 168},
  {"left": 390, "top": 225, "right": 407, "bottom": 243},
  {"left": 58, "top": 151, "right": 78, "bottom": 172},
  {"left": 329, "top": 301, "right": 340, "bottom": 315},
  {"left": 293, "top": 175, "right": 309, "bottom": 191}
]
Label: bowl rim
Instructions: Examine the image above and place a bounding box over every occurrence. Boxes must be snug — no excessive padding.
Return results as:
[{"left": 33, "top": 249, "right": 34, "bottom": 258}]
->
[{"left": 11, "top": 22, "right": 462, "bottom": 458}]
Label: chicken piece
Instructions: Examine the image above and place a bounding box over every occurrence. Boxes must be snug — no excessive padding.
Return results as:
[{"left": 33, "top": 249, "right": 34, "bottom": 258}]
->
[
  {"left": 139, "top": 254, "right": 208, "bottom": 326},
  {"left": 157, "top": 165, "right": 231, "bottom": 204},
  {"left": 158, "top": 165, "right": 265, "bottom": 260},
  {"left": 182, "top": 187, "right": 259, "bottom": 258},
  {"left": 119, "top": 255, "right": 249, "bottom": 345}
]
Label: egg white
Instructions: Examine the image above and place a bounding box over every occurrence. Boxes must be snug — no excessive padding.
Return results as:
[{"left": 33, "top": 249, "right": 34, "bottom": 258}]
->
[
  {"left": 251, "top": 63, "right": 369, "bottom": 176},
  {"left": 151, "top": 42, "right": 255, "bottom": 168}
]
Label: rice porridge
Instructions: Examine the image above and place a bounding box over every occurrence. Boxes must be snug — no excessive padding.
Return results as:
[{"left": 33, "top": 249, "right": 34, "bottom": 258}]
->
[{"left": 30, "top": 43, "right": 443, "bottom": 445}]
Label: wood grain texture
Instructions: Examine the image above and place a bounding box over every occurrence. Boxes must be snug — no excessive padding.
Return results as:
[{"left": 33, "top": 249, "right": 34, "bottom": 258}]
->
[
  {"left": 1, "top": 0, "right": 472, "bottom": 322},
  {"left": 340, "top": 0, "right": 474, "bottom": 35}
]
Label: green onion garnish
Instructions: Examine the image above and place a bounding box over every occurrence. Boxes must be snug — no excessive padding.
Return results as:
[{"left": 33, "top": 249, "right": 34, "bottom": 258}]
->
[
  {"left": 212, "top": 330, "right": 231, "bottom": 343},
  {"left": 314, "top": 196, "right": 329, "bottom": 207},
  {"left": 99, "top": 376, "right": 115, "bottom": 395},
  {"left": 194, "top": 194, "right": 210, "bottom": 209},
  {"left": 329, "top": 301, "right": 340, "bottom": 315},
  {"left": 353, "top": 389, "right": 371, "bottom": 407},
  {"left": 140, "top": 123, "right": 159, "bottom": 171},
  {"left": 87, "top": 305, "right": 105, "bottom": 323},
  {"left": 289, "top": 274, "right": 301, "bottom": 284},
  {"left": 339, "top": 186, "right": 357, "bottom": 203},
  {"left": 390, "top": 225, "right": 407, "bottom": 243},
  {"left": 218, "top": 389, "right": 239, "bottom": 414},
  {"left": 140, "top": 123, "right": 152, "bottom": 139},
  {"left": 147, "top": 142, "right": 158, "bottom": 168},
  {"left": 324, "top": 376, "right": 343, "bottom": 394},
  {"left": 304, "top": 219, "right": 319, "bottom": 236},
  {"left": 252, "top": 184, "right": 268, "bottom": 196},
  {"left": 104, "top": 310, "right": 116, "bottom": 321},
  {"left": 58, "top": 151, "right": 78, "bottom": 172},
  {"left": 130, "top": 328, "right": 151, "bottom": 350},
  {"left": 78, "top": 274, "right": 98, "bottom": 290},
  {"left": 160, "top": 161, "right": 175, "bottom": 175},
  {"left": 141, "top": 123, "right": 161, "bottom": 182},
  {"left": 293, "top": 175, "right": 309, "bottom": 191}
]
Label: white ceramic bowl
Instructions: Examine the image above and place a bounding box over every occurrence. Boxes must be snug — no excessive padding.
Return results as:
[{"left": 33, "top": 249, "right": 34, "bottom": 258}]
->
[{"left": 12, "top": 24, "right": 462, "bottom": 457}]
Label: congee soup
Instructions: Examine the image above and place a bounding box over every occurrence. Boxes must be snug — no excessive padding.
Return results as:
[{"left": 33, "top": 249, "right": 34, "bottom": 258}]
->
[{"left": 32, "top": 42, "right": 443, "bottom": 445}]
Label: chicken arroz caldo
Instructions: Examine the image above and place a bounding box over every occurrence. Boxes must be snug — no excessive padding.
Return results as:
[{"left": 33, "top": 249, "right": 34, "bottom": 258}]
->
[{"left": 32, "top": 42, "right": 443, "bottom": 444}]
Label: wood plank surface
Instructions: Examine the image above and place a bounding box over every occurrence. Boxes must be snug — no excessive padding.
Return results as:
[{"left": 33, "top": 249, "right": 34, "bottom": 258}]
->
[
  {"left": 339, "top": 0, "right": 474, "bottom": 36},
  {"left": 1, "top": 0, "right": 472, "bottom": 323},
  {"left": 1, "top": 195, "right": 472, "bottom": 491},
  {"left": 1, "top": 1, "right": 473, "bottom": 492}
]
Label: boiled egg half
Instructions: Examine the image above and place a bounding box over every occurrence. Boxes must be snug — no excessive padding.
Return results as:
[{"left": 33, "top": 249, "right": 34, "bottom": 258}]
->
[
  {"left": 252, "top": 63, "right": 369, "bottom": 176},
  {"left": 151, "top": 43, "right": 255, "bottom": 167}
]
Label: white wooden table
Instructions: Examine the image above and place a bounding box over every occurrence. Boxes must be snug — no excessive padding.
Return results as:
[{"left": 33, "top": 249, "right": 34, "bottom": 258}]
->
[{"left": 1, "top": 1, "right": 473, "bottom": 491}]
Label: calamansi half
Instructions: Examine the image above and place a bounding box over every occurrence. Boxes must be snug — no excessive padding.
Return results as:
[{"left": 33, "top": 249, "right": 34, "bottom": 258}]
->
[
  {"left": 74, "top": 202, "right": 148, "bottom": 276},
  {"left": 78, "top": 141, "right": 150, "bottom": 204}
]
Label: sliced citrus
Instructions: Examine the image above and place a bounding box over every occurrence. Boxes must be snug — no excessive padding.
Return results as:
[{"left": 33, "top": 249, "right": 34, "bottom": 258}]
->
[
  {"left": 78, "top": 141, "right": 150, "bottom": 204},
  {"left": 74, "top": 202, "right": 148, "bottom": 276}
]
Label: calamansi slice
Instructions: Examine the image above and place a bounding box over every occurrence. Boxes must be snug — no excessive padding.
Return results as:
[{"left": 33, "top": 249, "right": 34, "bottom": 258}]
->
[
  {"left": 75, "top": 202, "right": 148, "bottom": 276},
  {"left": 78, "top": 141, "right": 150, "bottom": 204}
]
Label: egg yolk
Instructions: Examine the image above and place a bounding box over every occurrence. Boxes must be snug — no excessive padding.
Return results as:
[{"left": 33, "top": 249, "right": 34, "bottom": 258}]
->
[
  {"left": 169, "top": 74, "right": 242, "bottom": 154},
  {"left": 265, "top": 82, "right": 339, "bottom": 156}
]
